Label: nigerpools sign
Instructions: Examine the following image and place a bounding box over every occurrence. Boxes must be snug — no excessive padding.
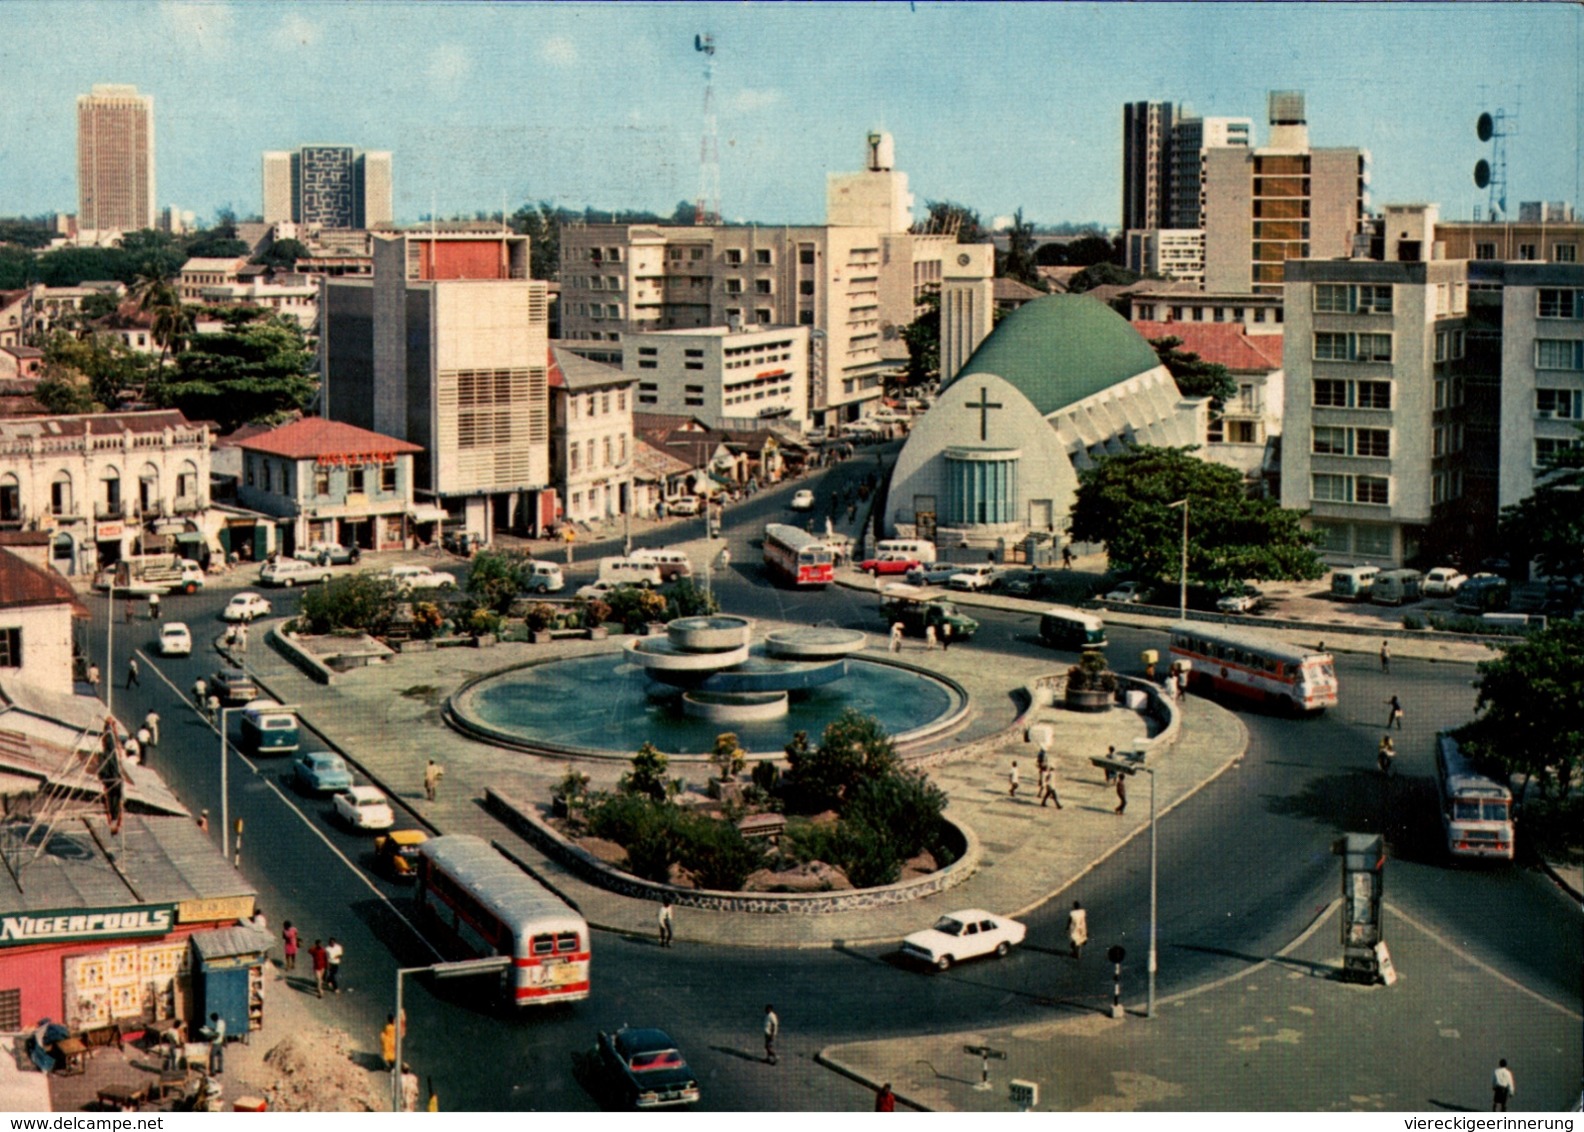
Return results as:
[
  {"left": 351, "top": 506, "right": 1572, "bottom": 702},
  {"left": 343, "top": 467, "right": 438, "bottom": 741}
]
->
[{"left": 0, "top": 904, "right": 176, "bottom": 947}]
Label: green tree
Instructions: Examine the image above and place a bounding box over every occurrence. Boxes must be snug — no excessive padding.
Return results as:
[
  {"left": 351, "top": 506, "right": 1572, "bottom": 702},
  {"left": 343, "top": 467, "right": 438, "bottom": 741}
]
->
[
  {"left": 1455, "top": 619, "right": 1584, "bottom": 805},
  {"left": 0, "top": 244, "right": 36, "bottom": 290},
  {"left": 1149, "top": 335, "right": 1237, "bottom": 408},
  {"left": 1036, "top": 232, "right": 1122, "bottom": 267},
  {"left": 999, "top": 208, "right": 1042, "bottom": 288},
  {"left": 131, "top": 269, "right": 194, "bottom": 384},
  {"left": 920, "top": 200, "right": 986, "bottom": 244},
  {"left": 900, "top": 288, "right": 941, "bottom": 388},
  {"left": 254, "top": 238, "right": 310, "bottom": 269},
  {"left": 509, "top": 200, "right": 570, "bottom": 281},
  {"left": 675, "top": 812, "right": 764, "bottom": 890},
  {"left": 664, "top": 577, "right": 718, "bottom": 619},
  {"left": 620, "top": 742, "right": 674, "bottom": 801},
  {"left": 156, "top": 316, "right": 317, "bottom": 430},
  {"left": 41, "top": 330, "right": 151, "bottom": 408},
  {"left": 0, "top": 218, "right": 54, "bottom": 248},
  {"left": 844, "top": 768, "right": 949, "bottom": 861},
  {"left": 784, "top": 709, "right": 900, "bottom": 813},
  {"left": 1495, "top": 432, "right": 1584, "bottom": 581},
  {"left": 1065, "top": 262, "right": 1142, "bottom": 294},
  {"left": 465, "top": 549, "right": 536, "bottom": 613},
  {"left": 298, "top": 573, "right": 402, "bottom": 635},
  {"left": 32, "top": 373, "right": 98, "bottom": 414},
  {"left": 1069, "top": 446, "right": 1326, "bottom": 593}
]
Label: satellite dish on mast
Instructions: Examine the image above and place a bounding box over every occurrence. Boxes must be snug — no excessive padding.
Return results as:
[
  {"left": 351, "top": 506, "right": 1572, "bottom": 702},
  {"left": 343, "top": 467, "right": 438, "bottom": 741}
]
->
[
  {"left": 1474, "top": 159, "right": 1491, "bottom": 189},
  {"left": 1476, "top": 112, "right": 1494, "bottom": 142}
]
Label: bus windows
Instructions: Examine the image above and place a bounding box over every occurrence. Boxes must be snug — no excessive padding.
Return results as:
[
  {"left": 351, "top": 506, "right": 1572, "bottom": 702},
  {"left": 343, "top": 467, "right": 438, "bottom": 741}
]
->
[
  {"left": 531, "top": 934, "right": 556, "bottom": 956},
  {"left": 556, "top": 931, "right": 581, "bottom": 952}
]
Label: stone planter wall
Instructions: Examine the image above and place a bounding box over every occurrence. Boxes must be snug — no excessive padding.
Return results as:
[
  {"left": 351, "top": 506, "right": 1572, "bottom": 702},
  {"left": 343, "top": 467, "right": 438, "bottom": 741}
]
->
[{"left": 485, "top": 787, "right": 980, "bottom": 915}]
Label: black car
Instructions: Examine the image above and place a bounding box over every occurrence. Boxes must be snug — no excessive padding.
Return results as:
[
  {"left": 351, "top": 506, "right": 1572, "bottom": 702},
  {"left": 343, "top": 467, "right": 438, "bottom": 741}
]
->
[
  {"left": 211, "top": 667, "right": 258, "bottom": 705},
  {"left": 594, "top": 1027, "right": 700, "bottom": 1109}
]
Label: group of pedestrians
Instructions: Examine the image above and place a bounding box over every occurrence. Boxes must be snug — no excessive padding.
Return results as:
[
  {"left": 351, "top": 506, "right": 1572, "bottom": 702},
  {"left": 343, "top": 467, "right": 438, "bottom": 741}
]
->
[{"left": 281, "top": 922, "right": 343, "bottom": 998}]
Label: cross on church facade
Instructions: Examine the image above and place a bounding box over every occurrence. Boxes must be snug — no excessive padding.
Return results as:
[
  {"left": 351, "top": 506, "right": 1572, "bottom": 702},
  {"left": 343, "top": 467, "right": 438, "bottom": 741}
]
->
[{"left": 965, "top": 386, "right": 1003, "bottom": 441}]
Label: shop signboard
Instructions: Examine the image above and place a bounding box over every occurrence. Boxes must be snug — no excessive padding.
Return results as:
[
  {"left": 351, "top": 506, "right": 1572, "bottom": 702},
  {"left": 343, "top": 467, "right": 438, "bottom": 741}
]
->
[{"left": 0, "top": 903, "right": 177, "bottom": 947}]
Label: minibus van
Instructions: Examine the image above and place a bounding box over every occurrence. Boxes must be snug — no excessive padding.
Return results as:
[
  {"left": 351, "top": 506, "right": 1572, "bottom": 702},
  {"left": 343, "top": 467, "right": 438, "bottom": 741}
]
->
[
  {"left": 597, "top": 557, "right": 664, "bottom": 587},
  {"left": 875, "top": 539, "right": 937, "bottom": 565},
  {"left": 630, "top": 548, "right": 694, "bottom": 582},
  {"left": 1330, "top": 565, "right": 1380, "bottom": 602},
  {"left": 1370, "top": 569, "right": 1424, "bottom": 606}
]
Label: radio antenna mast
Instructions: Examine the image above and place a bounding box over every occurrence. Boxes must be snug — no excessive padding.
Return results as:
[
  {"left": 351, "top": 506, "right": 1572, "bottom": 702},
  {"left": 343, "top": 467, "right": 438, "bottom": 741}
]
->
[{"left": 694, "top": 33, "right": 720, "bottom": 226}]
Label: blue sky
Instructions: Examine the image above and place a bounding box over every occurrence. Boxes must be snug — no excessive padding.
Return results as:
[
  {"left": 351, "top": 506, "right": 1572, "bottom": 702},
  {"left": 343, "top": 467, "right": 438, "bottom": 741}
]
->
[{"left": 1, "top": 1, "right": 1578, "bottom": 230}]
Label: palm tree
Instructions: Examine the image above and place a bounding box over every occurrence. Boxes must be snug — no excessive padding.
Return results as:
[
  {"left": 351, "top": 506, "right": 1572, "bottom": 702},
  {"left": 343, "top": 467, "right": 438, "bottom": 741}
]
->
[{"left": 130, "top": 267, "right": 192, "bottom": 388}]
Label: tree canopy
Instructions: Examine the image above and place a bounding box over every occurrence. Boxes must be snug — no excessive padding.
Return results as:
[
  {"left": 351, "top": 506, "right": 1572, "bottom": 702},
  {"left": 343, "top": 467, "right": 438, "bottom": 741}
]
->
[
  {"left": 1455, "top": 618, "right": 1584, "bottom": 804},
  {"left": 41, "top": 330, "right": 152, "bottom": 408},
  {"left": 900, "top": 287, "right": 941, "bottom": 388},
  {"left": 254, "top": 238, "right": 310, "bottom": 269},
  {"left": 1064, "top": 262, "right": 1142, "bottom": 294},
  {"left": 1035, "top": 233, "right": 1121, "bottom": 268},
  {"left": 998, "top": 208, "right": 1042, "bottom": 289},
  {"left": 919, "top": 200, "right": 987, "bottom": 244},
  {"left": 154, "top": 314, "right": 317, "bottom": 431},
  {"left": 1149, "top": 335, "right": 1237, "bottom": 407},
  {"left": 1069, "top": 445, "right": 1326, "bottom": 592},
  {"left": 1495, "top": 432, "right": 1584, "bottom": 581}
]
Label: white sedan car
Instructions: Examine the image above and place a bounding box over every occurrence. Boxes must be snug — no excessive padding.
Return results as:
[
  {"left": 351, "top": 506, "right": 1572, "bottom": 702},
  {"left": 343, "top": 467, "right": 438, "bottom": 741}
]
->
[
  {"left": 158, "top": 622, "right": 192, "bottom": 657},
  {"left": 222, "top": 592, "right": 273, "bottom": 622},
  {"left": 900, "top": 909, "right": 1027, "bottom": 971},
  {"left": 789, "top": 489, "right": 815, "bottom": 511},
  {"left": 1103, "top": 580, "right": 1146, "bottom": 604},
  {"left": 332, "top": 785, "right": 395, "bottom": 831},
  {"left": 1422, "top": 567, "right": 1468, "bottom": 596},
  {"left": 948, "top": 564, "right": 997, "bottom": 592}
]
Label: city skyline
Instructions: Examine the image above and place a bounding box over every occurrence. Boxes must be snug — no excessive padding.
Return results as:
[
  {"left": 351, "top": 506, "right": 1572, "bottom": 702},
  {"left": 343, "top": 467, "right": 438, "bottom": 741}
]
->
[{"left": 0, "top": 2, "right": 1579, "bottom": 230}]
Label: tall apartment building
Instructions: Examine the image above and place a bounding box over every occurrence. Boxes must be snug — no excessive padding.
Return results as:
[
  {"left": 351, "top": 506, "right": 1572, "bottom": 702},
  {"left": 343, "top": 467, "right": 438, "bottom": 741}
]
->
[
  {"left": 320, "top": 232, "right": 552, "bottom": 538},
  {"left": 1168, "top": 115, "right": 1252, "bottom": 229},
  {"left": 1434, "top": 218, "right": 1583, "bottom": 266},
  {"left": 76, "top": 84, "right": 155, "bottom": 234},
  {"left": 1203, "top": 92, "right": 1368, "bottom": 296},
  {"left": 623, "top": 324, "right": 810, "bottom": 427},
  {"left": 1281, "top": 203, "right": 1584, "bottom": 568},
  {"left": 262, "top": 146, "right": 393, "bottom": 229},
  {"left": 1122, "top": 101, "right": 1176, "bottom": 232}
]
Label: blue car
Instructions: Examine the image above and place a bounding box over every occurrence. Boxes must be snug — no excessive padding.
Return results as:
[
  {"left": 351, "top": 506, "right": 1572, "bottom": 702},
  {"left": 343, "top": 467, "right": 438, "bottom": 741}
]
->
[{"left": 293, "top": 751, "right": 353, "bottom": 794}]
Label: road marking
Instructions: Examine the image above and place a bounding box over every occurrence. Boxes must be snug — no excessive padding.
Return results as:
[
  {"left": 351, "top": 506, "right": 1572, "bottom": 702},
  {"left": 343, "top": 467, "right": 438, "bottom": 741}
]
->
[{"left": 138, "top": 649, "right": 443, "bottom": 962}]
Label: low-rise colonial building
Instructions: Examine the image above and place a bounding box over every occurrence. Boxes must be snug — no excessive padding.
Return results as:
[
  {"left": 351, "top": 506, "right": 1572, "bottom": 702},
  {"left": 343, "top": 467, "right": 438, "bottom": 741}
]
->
[
  {"left": 0, "top": 547, "right": 87, "bottom": 698},
  {"left": 549, "top": 348, "right": 635, "bottom": 526}
]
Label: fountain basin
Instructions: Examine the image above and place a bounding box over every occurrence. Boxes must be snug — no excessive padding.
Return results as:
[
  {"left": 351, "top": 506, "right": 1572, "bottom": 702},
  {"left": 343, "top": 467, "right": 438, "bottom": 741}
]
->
[
  {"left": 667, "top": 615, "right": 752, "bottom": 652},
  {"left": 682, "top": 690, "right": 790, "bottom": 723}
]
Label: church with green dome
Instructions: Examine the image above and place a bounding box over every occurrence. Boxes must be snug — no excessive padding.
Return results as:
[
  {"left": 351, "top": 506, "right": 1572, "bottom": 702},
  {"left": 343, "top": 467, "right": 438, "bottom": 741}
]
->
[{"left": 884, "top": 293, "right": 1209, "bottom": 550}]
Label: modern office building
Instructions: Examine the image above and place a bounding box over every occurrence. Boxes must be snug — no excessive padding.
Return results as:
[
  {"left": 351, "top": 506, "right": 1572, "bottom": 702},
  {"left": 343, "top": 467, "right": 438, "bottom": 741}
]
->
[
  {"left": 1124, "top": 229, "right": 1207, "bottom": 287},
  {"left": 1202, "top": 92, "right": 1369, "bottom": 296},
  {"left": 1168, "top": 115, "right": 1252, "bottom": 229},
  {"left": 320, "top": 231, "right": 552, "bottom": 539},
  {"left": 1122, "top": 101, "right": 1176, "bottom": 233},
  {"left": 76, "top": 84, "right": 155, "bottom": 234},
  {"left": 623, "top": 324, "right": 810, "bottom": 427},
  {"left": 262, "top": 146, "right": 393, "bottom": 229}
]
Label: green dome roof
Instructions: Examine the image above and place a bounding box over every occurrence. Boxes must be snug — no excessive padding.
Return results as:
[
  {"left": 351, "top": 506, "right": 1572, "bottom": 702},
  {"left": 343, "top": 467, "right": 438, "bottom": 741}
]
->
[{"left": 946, "top": 293, "right": 1163, "bottom": 416}]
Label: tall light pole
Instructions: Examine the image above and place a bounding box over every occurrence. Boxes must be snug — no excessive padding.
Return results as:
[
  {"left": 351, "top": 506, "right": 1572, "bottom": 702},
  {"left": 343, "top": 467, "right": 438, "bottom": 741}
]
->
[
  {"left": 104, "top": 580, "right": 116, "bottom": 722},
  {"left": 1092, "top": 754, "right": 1158, "bottom": 1019},
  {"left": 392, "top": 957, "right": 510, "bottom": 1111},
  {"left": 1169, "top": 498, "right": 1188, "bottom": 623},
  {"left": 218, "top": 705, "right": 245, "bottom": 862}
]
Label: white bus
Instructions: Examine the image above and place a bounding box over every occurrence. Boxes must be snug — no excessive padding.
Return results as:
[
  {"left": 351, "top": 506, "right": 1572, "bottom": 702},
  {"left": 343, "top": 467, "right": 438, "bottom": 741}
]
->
[
  {"left": 415, "top": 835, "right": 591, "bottom": 1006},
  {"left": 1434, "top": 733, "right": 1515, "bottom": 862},
  {"left": 1169, "top": 626, "right": 1337, "bottom": 714}
]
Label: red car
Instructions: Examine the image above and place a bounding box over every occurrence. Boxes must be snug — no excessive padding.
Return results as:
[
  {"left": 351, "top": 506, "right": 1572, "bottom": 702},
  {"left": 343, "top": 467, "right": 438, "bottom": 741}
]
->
[{"left": 860, "top": 554, "right": 922, "bottom": 577}]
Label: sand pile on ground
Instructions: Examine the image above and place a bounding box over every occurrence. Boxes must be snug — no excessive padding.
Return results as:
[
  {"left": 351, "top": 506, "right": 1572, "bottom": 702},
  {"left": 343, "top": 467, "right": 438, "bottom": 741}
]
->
[{"left": 260, "top": 1026, "right": 383, "bottom": 1112}]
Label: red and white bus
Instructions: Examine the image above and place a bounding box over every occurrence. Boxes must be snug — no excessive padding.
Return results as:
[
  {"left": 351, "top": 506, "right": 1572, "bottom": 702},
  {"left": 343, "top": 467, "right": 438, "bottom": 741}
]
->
[
  {"left": 1435, "top": 733, "right": 1514, "bottom": 862},
  {"left": 415, "top": 835, "right": 590, "bottom": 1006},
  {"left": 1169, "top": 625, "right": 1337, "bottom": 714},
  {"left": 763, "top": 523, "right": 835, "bottom": 587}
]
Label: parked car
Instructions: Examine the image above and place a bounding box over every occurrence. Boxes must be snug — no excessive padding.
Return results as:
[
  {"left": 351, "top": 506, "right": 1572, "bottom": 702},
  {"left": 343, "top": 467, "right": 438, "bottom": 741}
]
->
[
  {"left": 221, "top": 592, "right": 272, "bottom": 622},
  {"left": 789, "top": 489, "right": 815, "bottom": 512},
  {"left": 386, "top": 565, "right": 456, "bottom": 590},
  {"left": 158, "top": 622, "right": 192, "bottom": 657},
  {"left": 260, "top": 556, "right": 333, "bottom": 587},
  {"left": 904, "top": 562, "right": 961, "bottom": 587},
  {"left": 1422, "top": 567, "right": 1469, "bottom": 596},
  {"left": 311, "top": 542, "right": 362, "bottom": 566},
  {"left": 333, "top": 785, "right": 395, "bottom": 831},
  {"left": 1102, "top": 580, "right": 1146, "bottom": 604},
  {"left": 523, "top": 561, "right": 566, "bottom": 593},
  {"left": 667, "top": 496, "right": 701, "bottom": 516},
  {"left": 293, "top": 750, "right": 354, "bottom": 795},
  {"left": 211, "top": 667, "right": 258, "bottom": 705},
  {"left": 373, "top": 829, "right": 429, "bottom": 880},
  {"left": 576, "top": 579, "right": 637, "bottom": 601},
  {"left": 1216, "top": 584, "right": 1265, "bottom": 614},
  {"left": 594, "top": 1026, "right": 701, "bottom": 1109},
  {"left": 900, "top": 909, "right": 1027, "bottom": 971},
  {"left": 997, "top": 572, "right": 1060, "bottom": 600},
  {"left": 948, "top": 564, "right": 998, "bottom": 592},
  {"left": 859, "top": 554, "right": 922, "bottom": 577}
]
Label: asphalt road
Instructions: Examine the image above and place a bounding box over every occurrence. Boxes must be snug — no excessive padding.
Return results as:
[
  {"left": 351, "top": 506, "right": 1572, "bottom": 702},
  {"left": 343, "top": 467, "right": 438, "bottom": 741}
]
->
[{"left": 79, "top": 459, "right": 1581, "bottom": 1111}]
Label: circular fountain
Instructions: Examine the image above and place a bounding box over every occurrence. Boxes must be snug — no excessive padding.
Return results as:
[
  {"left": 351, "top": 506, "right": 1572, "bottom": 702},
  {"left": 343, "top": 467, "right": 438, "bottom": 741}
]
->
[{"left": 449, "top": 617, "right": 966, "bottom": 758}]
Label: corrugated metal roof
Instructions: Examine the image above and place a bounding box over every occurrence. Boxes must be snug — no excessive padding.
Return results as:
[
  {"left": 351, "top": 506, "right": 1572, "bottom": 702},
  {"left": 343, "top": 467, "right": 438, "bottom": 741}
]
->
[{"left": 190, "top": 924, "right": 274, "bottom": 961}]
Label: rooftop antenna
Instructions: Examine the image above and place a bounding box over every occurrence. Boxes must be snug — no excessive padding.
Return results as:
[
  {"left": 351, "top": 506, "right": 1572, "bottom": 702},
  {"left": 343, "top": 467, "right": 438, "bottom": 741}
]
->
[
  {"left": 1473, "top": 93, "right": 1519, "bottom": 222},
  {"left": 694, "top": 33, "right": 720, "bottom": 226}
]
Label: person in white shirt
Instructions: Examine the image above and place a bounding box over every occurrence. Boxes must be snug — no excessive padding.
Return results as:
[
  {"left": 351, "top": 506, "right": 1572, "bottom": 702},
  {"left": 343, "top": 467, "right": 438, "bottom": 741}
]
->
[{"left": 1492, "top": 1059, "right": 1515, "bottom": 1111}]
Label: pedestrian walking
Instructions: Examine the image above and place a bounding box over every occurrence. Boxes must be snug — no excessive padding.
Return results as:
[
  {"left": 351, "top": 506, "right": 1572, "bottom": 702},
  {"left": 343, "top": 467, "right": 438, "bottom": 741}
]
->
[
  {"left": 236, "top": 623, "right": 248, "bottom": 652},
  {"left": 123, "top": 736, "right": 141, "bottom": 764},
  {"left": 889, "top": 622, "right": 903, "bottom": 653},
  {"left": 123, "top": 599, "right": 134, "bottom": 624},
  {"left": 1114, "top": 772, "right": 1127, "bottom": 814},
  {"left": 309, "top": 939, "right": 328, "bottom": 998},
  {"left": 924, "top": 624, "right": 938, "bottom": 650},
  {"left": 200, "top": 1013, "right": 226, "bottom": 1075},
  {"left": 197, "top": 809, "right": 209, "bottom": 833},
  {"left": 125, "top": 657, "right": 139, "bottom": 688},
  {"left": 657, "top": 897, "right": 674, "bottom": 948},
  {"left": 136, "top": 724, "right": 152, "bottom": 752},
  {"left": 762, "top": 1004, "right": 779, "bottom": 1065},
  {"left": 1377, "top": 735, "right": 1396, "bottom": 776},
  {"left": 193, "top": 676, "right": 207, "bottom": 704},
  {"left": 1008, "top": 759, "right": 1020, "bottom": 799},
  {"left": 1062, "top": 545, "right": 1074, "bottom": 570},
  {"left": 1102, "top": 744, "right": 1118, "bottom": 783},
  {"left": 144, "top": 710, "right": 160, "bottom": 746},
  {"left": 401, "top": 1065, "right": 420, "bottom": 1113},
  {"left": 206, "top": 693, "right": 221, "bottom": 722},
  {"left": 423, "top": 759, "right": 445, "bottom": 802},
  {"left": 86, "top": 663, "right": 100, "bottom": 691},
  {"left": 875, "top": 1083, "right": 896, "bottom": 1112},
  {"left": 282, "top": 921, "right": 298, "bottom": 972},
  {"left": 380, "top": 1015, "right": 397, "bottom": 1070},
  {"left": 940, "top": 621, "right": 953, "bottom": 651},
  {"left": 325, "top": 937, "right": 343, "bottom": 992},
  {"left": 1491, "top": 1058, "right": 1515, "bottom": 1111},
  {"left": 1386, "top": 694, "right": 1404, "bottom": 730},
  {"left": 1380, "top": 639, "right": 1391, "bottom": 673},
  {"left": 1038, "top": 763, "right": 1062, "bottom": 809},
  {"left": 1067, "top": 900, "right": 1088, "bottom": 959}
]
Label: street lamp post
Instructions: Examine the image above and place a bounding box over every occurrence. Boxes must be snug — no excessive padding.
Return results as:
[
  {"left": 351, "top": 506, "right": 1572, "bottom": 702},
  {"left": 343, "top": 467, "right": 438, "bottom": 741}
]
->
[
  {"left": 1169, "top": 498, "right": 1188, "bottom": 623},
  {"left": 218, "top": 705, "right": 245, "bottom": 862},
  {"left": 391, "top": 957, "right": 511, "bottom": 1112},
  {"left": 1091, "top": 754, "right": 1158, "bottom": 1019}
]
